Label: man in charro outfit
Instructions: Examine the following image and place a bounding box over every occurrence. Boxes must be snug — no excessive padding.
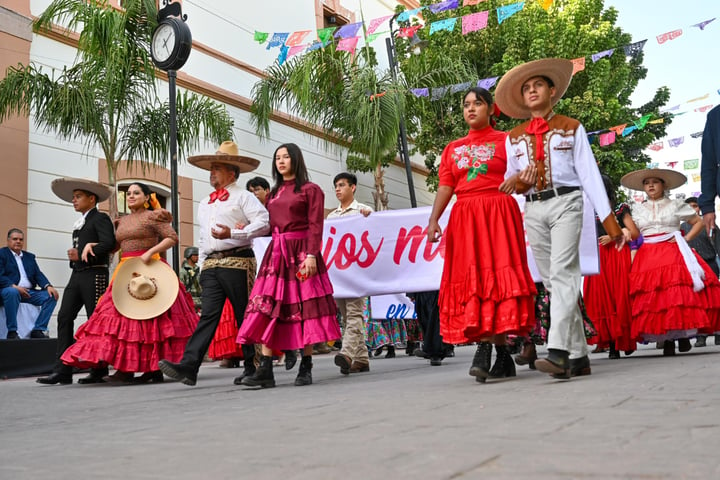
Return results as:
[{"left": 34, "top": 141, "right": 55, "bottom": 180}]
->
[
  {"left": 159, "top": 141, "right": 269, "bottom": 386},
  {"left": 496, "top": 58, "right": 625, "bottom": 379},
  {"left": 37, "top": 178, "right": 115, "bottom": 385}
]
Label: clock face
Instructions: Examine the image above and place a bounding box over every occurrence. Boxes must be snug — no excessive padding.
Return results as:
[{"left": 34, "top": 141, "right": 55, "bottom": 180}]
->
[{"left": 151, "top": 23, "right": 176, "bottom": 64}]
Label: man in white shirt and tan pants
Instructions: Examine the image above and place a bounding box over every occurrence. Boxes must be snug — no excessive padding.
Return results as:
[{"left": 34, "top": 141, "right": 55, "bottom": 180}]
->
[
  {"left": 328, "top": 172, "right": 373, "bottom": 375},
  {"left": 497, "top": 59, "right": 625, "bottom": 379}
]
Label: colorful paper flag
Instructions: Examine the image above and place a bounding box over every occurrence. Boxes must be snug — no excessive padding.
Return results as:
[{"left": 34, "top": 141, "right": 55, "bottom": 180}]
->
[
  {"left": 397, "top": 8, "right": 422, "bottom": 22},
  {"left": 317, "top": 27, "right": 336, "bottom": 43},
  {"left": 477, "top": 76, "right": 499, "bottom": 90},
  {"left": 538, "top": 0, "right": 553, "bottom": 10},
  {"left": 450, "top": 81, "right": 473, "bottom": 93},
  {"left": 429, "top": 18, "right": 458, "bottom": 35},
  {"left": 364, "top": 33, "right": 382, "bottom": 43},
  {"left": 287, "top": 45, "right": 306, "bottom": 58},
  {"left": 668, "top": 136, "right": 685, "bottom": 147},
  {"left": 463, "top": 0, "right": 487, "bottom": 5},
  {"left": 692, "top": 173, "right": 702, "bottom": 182},
  {"left": 462, "top": 11, "right": 489, "bottom": 35},
  {"left": 285, "top": 30, "right": 311, "bottom": 46},
  {"left": 336, "top": 36, "right": 359, "bottom": 54},
  {"left": 634, "top": 114, "right": 652, "bottom": 129},
  {"left": 622, "top": 125, "right": 637, "bottom": 137},
  {"left": 623, "top": 39, "right": 647, "bottom": 57},
  {"left": 591, "top": 48, "right": 614, "bottom": 63},
  {"left": 571, "top": 57, "right": 586, "bottom": 75},
  {"left": 398, "top": 25, "right": 422, "bottom": 38},
  {"left": 334, "top": 22, "right": 363, "bottom": 39},
  {"left": 609, "top": 124, "right": 627, "bottom": 136},
  {"left": 254, "top": 31, "right": 269, "bottom": 44},
  {"left": 647, "top": 118, "right": 665, "bottom": 125},
  {"left": 599, "top": 131, "right": 616, "bottom": 146},
  {"left": 666, "top": 161, "right": 678, "bottom": 169},
  {"left": 429, "top": 0, "right": 459, "bottom": 13},
  {"left": 277, "top": 45, "right": 289, "bottom": 65},
  {"left": 687, "top": 94, "right": 709, "bottom": 103},
  {"left": 692, "top": 18, "right": 715, "bottom": 30},
  {"left": 656, "top": 29, "right": 682, "bottom": 44},
  {"left": 410, "top": 88, "right": 430, "bottom": 97},
  {"left": 307, "top": 41, "right": 330, "bottom": 52},
  {"left": 648, "top": 142, "right": 663, "bottom": 151},
  {"left": 497, "top": 2, "right": 524, "bottom": 25},
  {"left": 695, "top": 105, "right": 714, "bottom": 113},
  {"left": 647, "top": 162, "right": 659, "bottom": 169},
  {"left": 266, "top": 32, "right": 289, "bottom": 50},
  {"left": 366, "top": 15, "right": 393, "bottom": 35},
  {"left": 690, "top": 132, "right": 704, "bottom": 139},
  {"left": 684, "top": 159, "right": 699, "bottom": 169},
  {"left": 431, "top": 86, "right": 449, "bottom": 100}
]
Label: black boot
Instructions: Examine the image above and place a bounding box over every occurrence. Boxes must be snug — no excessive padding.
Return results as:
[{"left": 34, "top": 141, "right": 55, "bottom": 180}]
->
[
  {"left": 489, "top": 344, "right": 516, "bottom": 379},
  {"left": 284, "top": 349, "right": 298, "bottom": 370},
  {"left": 233, "top": 344, "right": 258, "bottom": 385},
  {"left": 468, "top": 342, "right": 492, "bottom": 382},
  {"left": 608, "top": 341, "right": 620, "bottom": 359},
  {"left": 385, "top": 345, "right": 396, "bottom": 358},
  {"left": 240, "top": 355, "right": 275, "bottom": 388},
  {"left": 294, "top": 355, "right": 313, "bottom": 386}
]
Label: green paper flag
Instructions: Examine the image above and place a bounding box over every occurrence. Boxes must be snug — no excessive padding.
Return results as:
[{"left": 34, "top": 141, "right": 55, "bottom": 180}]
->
[
  {"left": 317, "top": 27, "right": 336, "bottom": 43},
  {"left": 254, "top": 31, "right": 269, "bottom": 44},
  {"left": 634, "top": 114, "right": 652, "bottom": 129},
  {"left": 365, "top": 33, "right": 381, "bottom": 43},
  {"left": 684, "top": 158, "right": 699, "bottom": 170}
]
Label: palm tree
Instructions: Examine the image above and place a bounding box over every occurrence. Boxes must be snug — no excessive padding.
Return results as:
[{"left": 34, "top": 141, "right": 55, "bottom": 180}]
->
[{"left": 0, "top": 0, "right": 234, "bottom": 217}]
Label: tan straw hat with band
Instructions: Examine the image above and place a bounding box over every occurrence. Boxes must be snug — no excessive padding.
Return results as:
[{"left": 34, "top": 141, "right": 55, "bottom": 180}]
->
[
  {"left": 494, "top": 58, "right": 574, "bottom": 119},
  {"left": 188, "top": 141, "right": 260, "bottom": 173},
  {"left": 51, "top": 177, "right": 113, "bottom": 203},
  {"left": 112, "top": 257, "right": 179, "bottom": 320},
  {"left": 620, "top": 168, "right": 687, "bottom": 192}
]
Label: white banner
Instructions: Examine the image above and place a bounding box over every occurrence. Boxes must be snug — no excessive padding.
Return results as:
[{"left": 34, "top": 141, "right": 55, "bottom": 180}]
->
[{"left": 253, "top": 196, "right": 599, "bottom": 299}]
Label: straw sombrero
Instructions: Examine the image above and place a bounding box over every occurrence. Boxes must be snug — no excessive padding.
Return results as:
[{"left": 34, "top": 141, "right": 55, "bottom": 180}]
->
[
  {"left": 494, "top": 58, "right": 574, "bottom": 119},
  {"left": 620, "top": 168, "right": 687, "bottom": 192},
  {"left": 187, "top": 141, "right": 260, "bottom": 173},
  {"left": 112, "top": 258, "right": 179, "bottom": 320},
  {"left": 51, "top": 177, "right": 113, "bottom": 203}
]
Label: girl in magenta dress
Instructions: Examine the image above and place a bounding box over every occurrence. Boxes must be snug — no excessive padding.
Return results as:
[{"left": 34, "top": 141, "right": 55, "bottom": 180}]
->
[
  {"left": 238, "top": 143, "right": 340, "bottom": 387},
  {"left": 427, "top": 87, "right": 536, "bottom": 383},
  {"left": 61, "top": 182, "right": 198, "bottom": 383}
]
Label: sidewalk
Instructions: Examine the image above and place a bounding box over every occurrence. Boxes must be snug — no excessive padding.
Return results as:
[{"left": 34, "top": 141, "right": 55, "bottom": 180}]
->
[{"left": 2, "top": 343, "right": 720, "bottom": 479}]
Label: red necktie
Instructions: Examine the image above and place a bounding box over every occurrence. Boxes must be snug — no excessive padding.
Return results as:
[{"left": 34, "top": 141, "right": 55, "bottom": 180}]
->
[
  {"left": 208, "top": 188, "right": 229, "bottom": 204},
  {"left": 525, "top": 117, "right": 550, "bottom": 191}
]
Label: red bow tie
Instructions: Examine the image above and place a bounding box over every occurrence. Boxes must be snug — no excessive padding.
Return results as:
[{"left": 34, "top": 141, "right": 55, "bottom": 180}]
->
[{"left": 209, "top": 188, "right": 229, "bottom": 204}]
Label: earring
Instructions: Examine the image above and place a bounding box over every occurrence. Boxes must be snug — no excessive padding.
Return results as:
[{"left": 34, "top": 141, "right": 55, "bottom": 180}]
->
[{"left": 143, "top": 201, "right": 149, "bottom": 209}]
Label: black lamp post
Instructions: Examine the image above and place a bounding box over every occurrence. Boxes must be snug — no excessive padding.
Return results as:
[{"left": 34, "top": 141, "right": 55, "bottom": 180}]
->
[
  {"left": 386, "top": 15, "right": 419, "bottom": 208},
  {"left": 149, "top": 0, "right": 192, "bottom": 273}
]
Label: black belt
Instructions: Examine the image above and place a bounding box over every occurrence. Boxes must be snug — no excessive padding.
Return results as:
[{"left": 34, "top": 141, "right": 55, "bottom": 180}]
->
[
  {"left": 525, "top": 186, "right": 581, "bottom": 202},
  {"left": 73, "top": 264, "right": 109, "bottom": 272},
  {"left": 206, "top": 247, "right": 254, "bottom": 260}
]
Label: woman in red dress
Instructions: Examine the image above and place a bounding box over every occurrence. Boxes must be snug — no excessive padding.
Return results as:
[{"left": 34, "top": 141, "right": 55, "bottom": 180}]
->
[
  {"left": 61, "top": 182, "right": 198, "bottom": 383},
  {"left": 427, "top": 87, "right": 536, "bottom": 383},
  {"left": 237, "top": 143, "right": 340, "bottom": 387}
]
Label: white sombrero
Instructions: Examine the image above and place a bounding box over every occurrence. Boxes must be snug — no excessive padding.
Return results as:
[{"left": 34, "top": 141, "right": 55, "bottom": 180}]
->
[
  {"left": 112, "top": 257, "right": 179, "bottom": 320},
  {"left": 51, "top": 177, "right": 113, "bottom": 203},
  {"left": 620, "top": 168, "right": 687, "bottom": 192},
  {"left": 187, "top": 141, "right": 260, "bottom": 173},
  {"left": 494, "top": 58, "right": 574, "bottom": 119}
]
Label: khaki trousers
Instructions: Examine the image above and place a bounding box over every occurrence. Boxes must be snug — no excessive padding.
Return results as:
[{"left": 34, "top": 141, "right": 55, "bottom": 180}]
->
[
  {"left": 337, "top": 297, "right": 369, "bottom": 363},
  {"left": 524, "top": 190, "right": 589, "bottom": 359}
]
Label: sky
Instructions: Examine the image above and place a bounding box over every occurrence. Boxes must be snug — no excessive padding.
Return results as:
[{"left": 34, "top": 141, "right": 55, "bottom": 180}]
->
[{"left": 604, "top": 0, "right": 719, "bottom": 197}]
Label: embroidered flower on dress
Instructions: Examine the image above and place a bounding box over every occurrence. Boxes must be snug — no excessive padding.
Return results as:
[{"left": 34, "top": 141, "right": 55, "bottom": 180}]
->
[{"left": 451, "top": 142, "right": 496, "bottom": 181}]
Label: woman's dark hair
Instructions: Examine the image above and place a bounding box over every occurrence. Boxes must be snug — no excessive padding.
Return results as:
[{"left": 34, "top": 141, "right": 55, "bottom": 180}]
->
[
  {"left": 129, "top": 181, "right": 155, "bottom": 210},
  {"left": 463, "top": 87, "right": 497, "bottom": 126},
  {"left": 601, "top": 174, "right": 617, "bottom": 206},
  {"left": 270, "top": 143, "right": 309, "bottom": 198}
]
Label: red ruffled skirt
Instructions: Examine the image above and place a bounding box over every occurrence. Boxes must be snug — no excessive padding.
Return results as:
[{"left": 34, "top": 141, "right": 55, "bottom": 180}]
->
[
  {"left": 439, "top": 191, "right": 536, "bottom": 344},
  {"left": 584, "top": 243, "right": 635, "bottom": 351},
  {"left": 630, "top": 241, "right": 720, "bottom": 341},
  {"left": 61, "top": 258, "right": 199, "bottom": 372},
  {"left": 207, "top": 300, "right": 244, "bottom": 360},
  {"left": 237, "top": 231, "right": 340, "bottom": 350}
]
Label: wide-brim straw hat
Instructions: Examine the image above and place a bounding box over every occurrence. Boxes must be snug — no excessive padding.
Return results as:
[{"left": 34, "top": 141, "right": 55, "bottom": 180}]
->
[
  {"left": 494, "top": 58, "right": 574, "bottom": 119},
  {"left": 112, "top": 257, "right": 179, "bottom": 320},
  {"left": 51, "top": 177, "right": 113, "bottom": 203},
  {"left": 620, "top": 168, "right": 687, "bottom": 191},
  {"left": 187, "top": 141, "right": 260, "bottom": 173}
]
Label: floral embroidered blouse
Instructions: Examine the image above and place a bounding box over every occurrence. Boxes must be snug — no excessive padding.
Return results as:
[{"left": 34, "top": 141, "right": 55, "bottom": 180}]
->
[
  {"left": 438, "top": 125, "right": 508, "bottom": 197},
  {"left": 630, "top": 197, "right": 696, "bottom": 236},
  {"left": 114, "top": 209, "right": 177, "bottom": 253}
]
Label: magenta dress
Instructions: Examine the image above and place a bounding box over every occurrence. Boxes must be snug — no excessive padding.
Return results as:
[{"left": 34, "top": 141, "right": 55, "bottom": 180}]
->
[{"left": 237, "top": 180, "right": 340, "bottom": 350}]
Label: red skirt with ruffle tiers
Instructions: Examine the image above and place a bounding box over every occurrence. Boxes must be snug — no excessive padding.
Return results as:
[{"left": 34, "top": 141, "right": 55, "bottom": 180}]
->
[
  {"left": 61, "top": 262, "right": 199, "bottom": 372},
  {"left": 630, "top": 241, "right": 720, "bottom": 342},
  {"left": 237, "top": 231, "right": 340, "bottom": 351},
  {"left": 438, "top": 191, "right": 536, "bottom": 344},
  {"left": 584, "top": 243, "right": 635, "bottom": 351},
  {"left": 207, "top": 300, "right": 244, "bottom": 360}
]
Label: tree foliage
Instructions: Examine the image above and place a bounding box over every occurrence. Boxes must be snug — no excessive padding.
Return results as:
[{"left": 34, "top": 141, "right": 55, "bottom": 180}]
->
[
  {"left": 396, "top": 0, "right": 672, "bottom": 191},
  {"left": 0, "top": 0, "right": 234, "bottom": 216}
]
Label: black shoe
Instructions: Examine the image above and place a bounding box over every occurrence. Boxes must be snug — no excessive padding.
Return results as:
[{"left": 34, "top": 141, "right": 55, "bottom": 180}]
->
[
  {"left": 678, "top": 338, "right": 692, "bottom": 353},
  {"left": 414, "top": 348, "right": 429, "bottom": 359},
  {"left": 662, "top": 340, "right": 675, "bottom": 356},
  {"left": 608, "top": 342, "right": 620, "bottom": 360},
  {"left": 241, "top": 355, "right": 275, "bottom": 388},
  {"left": 715, "top": 334, "right": 720, "bottom": 346},
  {"left": 77, "top": 368, "right": 109, "bottom": 384},
  {"left": 373, "top": 346, "right": 384, "bottom": 357},
  {"left": 442, "top": 344, "right": 455, "bottom": 358},
  {"left": 430, "top": 356, "right": 442, "bottom": 366},
  {"left": 514, "top": 342, "right": 538, "bottom": 369},
  {"left": 695, "top": 336, "right": 707, "bottom": 347},
  {"left": 158, "top": 360, "right": 198, "bottom": 386},
  {"left": 469, "top": 342, "right": 492, "bottom": 382},
  {"left": 405, "top": 342, "right": 417, "bottom": 356},
  {"left": 294, "top": 355, "right": 313, "bottom": 386},
  {"left": 133, "top": 370, "right": 164, "bottom": 384},
  {"left": 559, "top": 355, "right": 591, "bottom": 378},
  {"left": 385, "top": 345, "right": 396, "bottom": 358},
  {"left": 284, "top": 349, "right": 298, "bottom": 370},
  {"left": 36, "top": 373, "right": 72, "bottom": 385},
  {"left": 6, "top": 330, "right": 19, "bottom": 339},
  {"left": 489, "top": 344, "right": 516, "bottom": 379},
  {"left": 535, "top": 349, "right": 570, "bottom": 379},
  {"left": 30, "top": 330, "right": 47, "bottom": 339}
]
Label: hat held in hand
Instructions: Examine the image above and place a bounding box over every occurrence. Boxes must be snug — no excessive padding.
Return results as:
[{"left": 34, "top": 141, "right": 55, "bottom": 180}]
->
[{"left": 112, "top": 257, "right": 179, "bottom": 320}]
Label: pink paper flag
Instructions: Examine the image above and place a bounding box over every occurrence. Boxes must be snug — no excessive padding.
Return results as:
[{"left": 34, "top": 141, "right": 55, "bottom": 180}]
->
[
  {"left": 463, "top": 0, "right": 486, "bottom": 5},
  {"left": 285, "top": 30, "right": 311, "bottom": 46},
  {"left": 462, "top": 11, "right": 489, "bottom": 35},
  {"left": 656, "top": 29, "right": 682, "bottom": 44},
  {"left": 366, "top": 15, "right": 393, "bottom": 35},
  {"left": 695, "top": 104, "right": 714, "bottom": 113},
  {"left": 599, "top": 131, "right": 616, "bottom": 147},
  {"left": 647, "top": 142, "right": 664, "bottom": 151},
  {"left": 571, "top": 57, "right": 586, "bottom": 75},
  {"left": 336, "top": 37, "right": 359, "bottom": 54},
  {"left": 287, "top": 45, "right": 306, "bottom": 58},
  {"left": 666, "top": 161, "right": 678, "bottom": 169}
]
